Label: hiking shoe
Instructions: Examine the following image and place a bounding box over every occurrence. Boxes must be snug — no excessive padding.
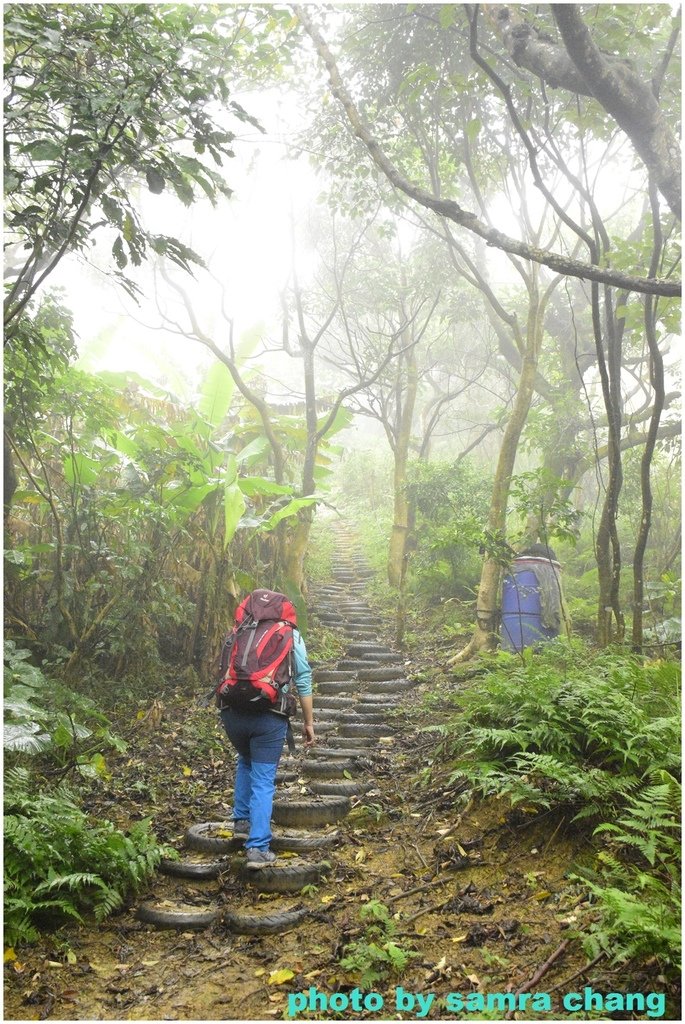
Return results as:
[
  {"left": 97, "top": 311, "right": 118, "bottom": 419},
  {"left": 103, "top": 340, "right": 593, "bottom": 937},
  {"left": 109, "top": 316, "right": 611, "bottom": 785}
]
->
[
  {"left": 233, "top": 818, "right": 249, "bottom": 837},
  {"left": 246, "top": 847, "right": 277, "bottom": 870}
]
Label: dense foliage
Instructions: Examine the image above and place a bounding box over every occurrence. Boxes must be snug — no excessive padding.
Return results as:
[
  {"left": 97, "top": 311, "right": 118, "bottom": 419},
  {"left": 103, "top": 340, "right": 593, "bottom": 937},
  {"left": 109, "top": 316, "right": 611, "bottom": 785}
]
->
[
  {"left": 433, "top": 643, "right": 678, "bottom": 815},
  {"left": 420, "top": 641, "right": 681, "bottom": 973},
  {"left": 5, "top": 767, "right": 169, "bottom": 946},
  {"left": 4, "top": 3, "right": 269, "bottom": 329}
]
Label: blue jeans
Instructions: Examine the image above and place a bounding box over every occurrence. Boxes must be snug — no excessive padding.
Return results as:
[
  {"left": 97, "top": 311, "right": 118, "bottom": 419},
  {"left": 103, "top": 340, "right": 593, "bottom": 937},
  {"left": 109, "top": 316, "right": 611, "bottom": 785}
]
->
[{"left": 220, "top": 709, "right": 287, "bottom": 850}]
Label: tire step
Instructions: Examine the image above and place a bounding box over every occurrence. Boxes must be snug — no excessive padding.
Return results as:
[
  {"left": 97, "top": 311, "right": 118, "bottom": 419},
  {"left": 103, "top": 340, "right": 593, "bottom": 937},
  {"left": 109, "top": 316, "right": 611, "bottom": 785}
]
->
[
  {"left": 314, "top": 669, "right": 354, "bottom": 682},
  {"left": 347, "top": 643, "right": 394, "bottom": 656},
  {"left": 272, "top": 793, "right": 351, "bottom": 827},
  {"left": 331, "top": 736, "right": 377, "bottom": 749},
  {"left": 339, "top": 723, "right": 396, "bottom": 737},
  {"left": 136, "top": 902, "right": 218, "bottom": 930},
  {"left": 185, "top": 822, "right": 243, "bottom": 854},
  {"left": 223, "top": 905, "right": 309, "bottom": 935},
  {"left": 308, "top": 746, "right": 374, "bottom": 759},
  {"left": 236, "top": 858, "right": 331, "bottom": 893},
  {"left": 309, "top": 780, "right": 373, "bottom": 797},
  {"left": 315, "top": 681, "right": 357, "bottom": 695},
  {"left": 159, "top": 856, "right": 228, "bottom": 880},
  {"left": 314, "top": 696, "right": 356, "bottom": 709},
  {"left": 301, "top": 759, "right": 365, "bottom": 779},
  {"left": 357, "top": 666, "right": 407, "bottom": 681}
]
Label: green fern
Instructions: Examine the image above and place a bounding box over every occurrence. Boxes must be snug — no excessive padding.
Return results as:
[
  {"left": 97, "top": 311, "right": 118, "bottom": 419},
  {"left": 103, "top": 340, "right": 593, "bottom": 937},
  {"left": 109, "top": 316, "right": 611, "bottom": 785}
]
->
[
  {"left": 339, "top": 900, "right": 417, "bottom": 987},
  {"left": 572, "top": 771, "right": 681, "bottom": 971},
  {"left": 426, "top": 641, "right": 679, "bottom": 820},
  {"left": 419, "top": 643, "right": 681, "bottom": 975},
  {"left": 4, "top": 768, "right": 171, "bottom": 945}
]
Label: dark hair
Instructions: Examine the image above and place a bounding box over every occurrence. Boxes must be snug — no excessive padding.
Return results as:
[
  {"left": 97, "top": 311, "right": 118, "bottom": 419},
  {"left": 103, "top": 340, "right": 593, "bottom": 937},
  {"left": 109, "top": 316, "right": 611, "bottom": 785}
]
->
[{"left": 518, "top": 543, "right": 558, "bottom": 561}]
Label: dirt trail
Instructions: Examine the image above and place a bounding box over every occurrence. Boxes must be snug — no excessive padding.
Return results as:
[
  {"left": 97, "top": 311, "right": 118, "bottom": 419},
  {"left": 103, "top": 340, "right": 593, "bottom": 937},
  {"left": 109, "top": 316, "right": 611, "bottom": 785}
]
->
[{"left": 5, "top": 528, "right": 611, "bottom": 1021}]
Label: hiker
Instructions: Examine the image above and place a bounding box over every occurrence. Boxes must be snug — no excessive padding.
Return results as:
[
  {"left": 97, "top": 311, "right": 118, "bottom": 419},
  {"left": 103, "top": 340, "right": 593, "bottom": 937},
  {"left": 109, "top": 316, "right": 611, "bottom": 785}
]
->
[{"left": 215, "top": 589, "right": 315, "bottom": 869}]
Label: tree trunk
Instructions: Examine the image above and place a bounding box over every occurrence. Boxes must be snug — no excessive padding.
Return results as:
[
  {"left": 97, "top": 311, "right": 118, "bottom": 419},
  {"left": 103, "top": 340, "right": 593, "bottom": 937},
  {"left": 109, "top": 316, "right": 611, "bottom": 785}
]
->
[
  {"left": 3, "top": 428, "right": 18, "bottom": 538},
  {"left": 388, "top": 346, "right": 418, "bottom": 588},
  {"left": 450, "top": 288, "right": 545, "bottom": 664},
  {"left": 388, "top": 463, "right": 410, "bottom": 588},
  {"left": 592, "top": 284, "right": 625, "bottom": 646},
  {"left": 282, "top": 506, "right": 314, "bottom": 594},
  {"left": 632, "top": 186, "right": 665, "bottom": 651}
]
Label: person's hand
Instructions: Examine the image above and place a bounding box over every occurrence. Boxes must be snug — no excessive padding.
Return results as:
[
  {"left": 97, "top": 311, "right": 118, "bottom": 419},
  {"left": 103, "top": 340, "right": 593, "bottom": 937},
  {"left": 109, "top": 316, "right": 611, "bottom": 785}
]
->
[{"left": 302, "top": 723, "right": 316, "bottom": 748}]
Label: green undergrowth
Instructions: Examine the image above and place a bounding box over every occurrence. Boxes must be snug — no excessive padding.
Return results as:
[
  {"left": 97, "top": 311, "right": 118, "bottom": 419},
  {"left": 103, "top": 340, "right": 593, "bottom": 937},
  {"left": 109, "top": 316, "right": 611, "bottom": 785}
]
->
[
  {"left": 420, "top": 640, "right": 681, "bottom": 974},
  {"left": 4, "top": 640, "right": 127, "bottom": 774},
  {"left": 339, "top": 899, "right": 417, "bottom": 987},
  {"left": 341, "top": 500, "right": 476, "bottom": 658},
  {"left": 4, "top": 767, "right": 171, "bottom": 947},
  {"left": 430, "top": 641, "right": 679, "bottom": 818},
  {"left": 306, "top": 623, "right": 347, "bottom": 664},
  {"left": 305, "top": 515, "right": 336, "bottom": 583}
]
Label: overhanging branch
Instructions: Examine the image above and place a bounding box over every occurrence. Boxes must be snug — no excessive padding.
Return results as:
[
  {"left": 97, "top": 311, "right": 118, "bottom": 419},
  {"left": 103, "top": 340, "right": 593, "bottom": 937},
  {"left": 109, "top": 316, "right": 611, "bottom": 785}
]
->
[{"left": 294, "top": 5, "right": 680, "bottom": 298}]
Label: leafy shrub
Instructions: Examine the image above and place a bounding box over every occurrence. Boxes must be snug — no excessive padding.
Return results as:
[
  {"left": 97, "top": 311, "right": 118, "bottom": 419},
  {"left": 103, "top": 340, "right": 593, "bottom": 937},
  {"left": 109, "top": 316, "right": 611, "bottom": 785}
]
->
[
  {"left": 3, "top": 638, "right": 126, "bottom": 774},
  {"left": 579, "top": 771, "right": 681, "bottom": 971},
  {"left": 4, "top": 641, "right": 125, "bottom": 773},
  {"left": 339, "top": 900, "right": 417, "bottom": 987},
  {"left": 429, "top": 641, "right": 679, "bottom": 820},
  {"left": 406, "top": 457, "right": 492, "bottom": 600},
  {"left": 4, "top": 767, "right": 169, "bottom": 946},
  {"left": 424, "top": 643, "right": 681, "bottom": 973}
]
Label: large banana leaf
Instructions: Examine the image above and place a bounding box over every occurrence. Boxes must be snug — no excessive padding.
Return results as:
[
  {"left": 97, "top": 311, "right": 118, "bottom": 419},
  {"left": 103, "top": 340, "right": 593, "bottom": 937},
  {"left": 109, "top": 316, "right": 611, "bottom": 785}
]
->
[
  {"left": 224, "top": 455, "right": 246, "bottom": 545},
  {"left": 197, "top": 361, "right": 235, "bottom": 435},
  {"left": 264, "top": 496, "right": 317, "bottom": 530}
]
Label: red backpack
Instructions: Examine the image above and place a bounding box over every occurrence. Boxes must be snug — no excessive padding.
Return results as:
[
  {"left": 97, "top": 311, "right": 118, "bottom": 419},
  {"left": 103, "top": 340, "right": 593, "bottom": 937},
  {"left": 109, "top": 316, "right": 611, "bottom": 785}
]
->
[{"left": 215, "top": 589, "right": 297, "bottom": 715}]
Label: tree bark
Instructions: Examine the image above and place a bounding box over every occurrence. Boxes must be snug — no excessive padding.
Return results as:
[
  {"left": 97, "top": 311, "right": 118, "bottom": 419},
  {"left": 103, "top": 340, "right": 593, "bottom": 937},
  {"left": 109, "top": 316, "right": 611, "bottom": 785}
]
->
[
  {"left": 388, "top": 346, "right": 419, "bottom": 589},
  {"left": 632, "top": 184, "right": 665, "bottom": 650},
  {"left": 497, "top": 6, "right": 681, "bottom": 220},
  {"left": 552, "top": 6, "right": 681, "bottom": 222},
  {"left": 592, "top": 283, "right": 625, "bottom": 646},
  {"left": 450, "top": 283, "right": 546, "bottom": 663},
  {"left": 282, "top": 505, "right": 314, "bottom": 594},
  {"left": 3, "top": 428, "right": 18, "bottom": 535}
]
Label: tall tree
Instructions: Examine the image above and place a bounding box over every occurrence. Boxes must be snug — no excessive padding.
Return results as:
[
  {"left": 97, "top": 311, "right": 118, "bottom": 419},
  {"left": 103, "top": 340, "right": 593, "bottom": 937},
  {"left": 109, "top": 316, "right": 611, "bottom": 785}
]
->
[
  {"left": 4, "top": 3, "right": 270, "bottom": 336},
  {"left": 294, "top": 2, "right": 680, "bottom": 653},
  {"left": 496, "top": 4, "right": 681, "bottom": 220},
  {"left": 294, "top": 4, "right": 679, "bottom": 298}
]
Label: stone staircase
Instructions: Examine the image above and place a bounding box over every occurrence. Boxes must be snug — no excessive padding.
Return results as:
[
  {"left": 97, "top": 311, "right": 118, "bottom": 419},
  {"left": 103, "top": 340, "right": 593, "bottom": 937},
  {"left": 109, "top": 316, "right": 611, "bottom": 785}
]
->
[{"left": 135, "top": 525, "right": 417, "bottom": 936}]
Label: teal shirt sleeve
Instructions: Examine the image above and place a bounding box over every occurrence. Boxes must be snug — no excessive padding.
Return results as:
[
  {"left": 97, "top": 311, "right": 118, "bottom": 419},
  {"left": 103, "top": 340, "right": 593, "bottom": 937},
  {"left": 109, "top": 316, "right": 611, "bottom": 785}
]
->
[{"left": 292, "top": 630, "right": 312, "bottom": 696}]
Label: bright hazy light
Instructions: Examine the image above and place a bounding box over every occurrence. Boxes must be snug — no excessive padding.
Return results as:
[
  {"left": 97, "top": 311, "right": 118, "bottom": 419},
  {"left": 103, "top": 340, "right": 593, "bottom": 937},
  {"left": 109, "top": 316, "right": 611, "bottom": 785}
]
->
[{"left": 52, "top": 92, "right": 320, "bottom": 402}]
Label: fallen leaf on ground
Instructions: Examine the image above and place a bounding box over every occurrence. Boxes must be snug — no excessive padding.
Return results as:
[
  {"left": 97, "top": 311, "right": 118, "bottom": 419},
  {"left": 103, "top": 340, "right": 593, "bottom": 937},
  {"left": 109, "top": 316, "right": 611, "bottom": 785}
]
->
[{"left": 268, "top": 968, "right": 294, "bottom": 985}]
